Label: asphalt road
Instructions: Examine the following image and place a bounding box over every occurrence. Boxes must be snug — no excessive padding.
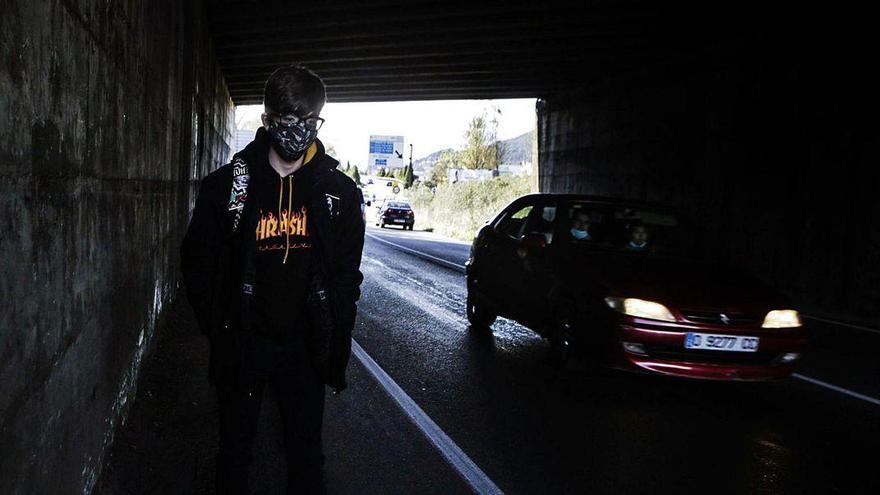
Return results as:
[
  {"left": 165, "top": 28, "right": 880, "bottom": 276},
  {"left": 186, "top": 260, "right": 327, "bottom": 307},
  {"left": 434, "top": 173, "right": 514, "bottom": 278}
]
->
[
  {"left": 360, "top": 225, "right": 880, "bottom": 494},
  {"left": 99, "top": 225, "right": 880, "bottom": 494}
]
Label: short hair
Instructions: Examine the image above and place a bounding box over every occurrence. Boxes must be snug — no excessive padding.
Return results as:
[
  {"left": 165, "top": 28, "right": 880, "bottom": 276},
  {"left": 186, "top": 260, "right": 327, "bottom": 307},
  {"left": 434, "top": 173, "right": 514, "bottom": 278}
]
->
[
  {"left": 263, "top": 65, "right": 326, "bottom": 115},
  {"left": 573, "top": 210, "right": 591, "bottom": 221},
  {"left": 627, "top": 221, "right": 646, "bottom": 231}
]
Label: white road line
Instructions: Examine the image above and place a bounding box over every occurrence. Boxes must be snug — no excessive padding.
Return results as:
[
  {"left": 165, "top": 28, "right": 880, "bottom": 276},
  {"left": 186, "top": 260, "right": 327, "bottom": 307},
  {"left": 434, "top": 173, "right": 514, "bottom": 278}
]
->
[
  {"left": 792, "top": 373, "right": 880, "bottom": 407},
  {"left": 366, "top": 226, "right": 473, "bottom": 246},
  {"left": 802, "top": 315, "right": 880, "bottom": 335},
  {"left": 370, "top": 231, "right": 880, "bottom": 337},
  {"left": 366, "top": 232, "right": 467, "bottom": 271},
  {"left": 369, "top": 231, "right": 880, "bottom": 339},
  {"left": 351, "top": 339, "right": 505, "bottom": 495},
  {"left": 368, "top": 235, "right": 880, "bottom": 409}
]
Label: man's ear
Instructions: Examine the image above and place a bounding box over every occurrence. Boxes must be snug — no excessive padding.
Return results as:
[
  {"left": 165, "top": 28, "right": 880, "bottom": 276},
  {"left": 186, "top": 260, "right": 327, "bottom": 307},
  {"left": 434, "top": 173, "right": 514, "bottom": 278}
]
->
[{"left": 260, "top": 113, "right": 270, "bottom": 128}]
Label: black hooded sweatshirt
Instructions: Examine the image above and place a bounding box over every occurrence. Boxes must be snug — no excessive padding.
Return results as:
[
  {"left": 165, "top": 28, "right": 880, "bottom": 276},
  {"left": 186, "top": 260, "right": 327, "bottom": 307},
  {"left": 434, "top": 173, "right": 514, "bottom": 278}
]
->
[
  {"left": 181, "top": 127, "right": 365, "bottom": 390},
  {"left": 245, "top": 134, "right": 321, "bottom": 341}
]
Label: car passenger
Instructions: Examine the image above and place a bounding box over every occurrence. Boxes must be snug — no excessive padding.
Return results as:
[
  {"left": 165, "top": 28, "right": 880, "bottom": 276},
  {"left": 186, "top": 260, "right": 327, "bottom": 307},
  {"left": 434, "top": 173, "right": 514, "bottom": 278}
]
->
[
  {"left": 624, "top": 222, "right": 649, "bottom": 251},
  {"left": 569, "top": 210, "right": 592, "bottom": 241}
]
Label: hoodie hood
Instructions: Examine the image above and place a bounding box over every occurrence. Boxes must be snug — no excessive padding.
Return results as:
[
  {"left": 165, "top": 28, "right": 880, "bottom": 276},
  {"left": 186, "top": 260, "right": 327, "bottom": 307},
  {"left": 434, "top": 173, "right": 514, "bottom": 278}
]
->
[{"left": 235, "top": 126, "right": 339, "bottom": 180}]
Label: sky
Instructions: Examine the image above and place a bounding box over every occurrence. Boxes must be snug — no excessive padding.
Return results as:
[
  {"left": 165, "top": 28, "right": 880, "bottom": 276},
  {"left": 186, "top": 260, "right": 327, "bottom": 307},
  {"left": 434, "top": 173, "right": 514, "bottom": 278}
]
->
[{"left": 235, "top": 98, "right": 536, "bottom": 169}]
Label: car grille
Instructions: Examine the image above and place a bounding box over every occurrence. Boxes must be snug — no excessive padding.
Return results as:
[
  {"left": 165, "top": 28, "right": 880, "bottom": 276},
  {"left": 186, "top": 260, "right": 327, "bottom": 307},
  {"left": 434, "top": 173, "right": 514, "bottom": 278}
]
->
[
  {"left": 644, "top": 346, "right": 777, "bottom": 365},
  {"left": 680, "top": 310, "right": 762, "bottom": 327}
]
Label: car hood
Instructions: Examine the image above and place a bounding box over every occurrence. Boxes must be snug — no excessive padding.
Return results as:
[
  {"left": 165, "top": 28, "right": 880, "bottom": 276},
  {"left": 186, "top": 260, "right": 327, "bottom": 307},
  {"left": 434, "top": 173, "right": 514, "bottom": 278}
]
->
[{"left": 565, "top": 251, "right": 787, "bottom": 312}]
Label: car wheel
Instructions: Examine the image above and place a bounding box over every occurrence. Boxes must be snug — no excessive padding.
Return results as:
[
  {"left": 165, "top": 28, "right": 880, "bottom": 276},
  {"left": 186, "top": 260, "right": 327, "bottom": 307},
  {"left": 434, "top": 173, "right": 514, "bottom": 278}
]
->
[
  {"left": 466, "top": 289, "right": 496, "bottom": 330},
  {"left": 380, "top": 223, "right": 385, "bottom": 228}
]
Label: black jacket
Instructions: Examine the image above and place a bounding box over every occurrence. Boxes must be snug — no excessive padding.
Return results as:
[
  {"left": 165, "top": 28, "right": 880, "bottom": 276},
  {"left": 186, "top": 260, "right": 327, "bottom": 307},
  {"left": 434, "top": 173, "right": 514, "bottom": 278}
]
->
[{"left": 180, "top": 128, "right": 365, "bottom": 390}]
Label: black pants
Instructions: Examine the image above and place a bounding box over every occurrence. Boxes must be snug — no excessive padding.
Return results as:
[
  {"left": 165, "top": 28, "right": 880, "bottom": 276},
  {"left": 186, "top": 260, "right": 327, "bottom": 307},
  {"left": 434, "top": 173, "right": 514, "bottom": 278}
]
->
[{"left": 215, "top": 334, "right": 325, "bottom": 494}]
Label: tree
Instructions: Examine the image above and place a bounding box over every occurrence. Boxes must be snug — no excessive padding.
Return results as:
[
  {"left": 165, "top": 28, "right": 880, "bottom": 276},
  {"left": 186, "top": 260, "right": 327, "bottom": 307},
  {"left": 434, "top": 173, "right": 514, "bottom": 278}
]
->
[
  {"left": 351, "top": 166, "right": 361, "bottom": 185},
  {"left": 344, "top": 161, "right": 351, "bottom": 173},
  {"left": 403, "top": 163, "right": 414, "bottom": 188},
  {"left": 325, "top": 143, "right": 338, "bottom": 157},
  {"left": 459, "top": 111, "right": 502, "bottom": 171},
  {"left": 429, "top": 150, "right": 457, "bottom": 185},
  {"left": 377, "top": 166, "right": 386, "bottom": 177}
]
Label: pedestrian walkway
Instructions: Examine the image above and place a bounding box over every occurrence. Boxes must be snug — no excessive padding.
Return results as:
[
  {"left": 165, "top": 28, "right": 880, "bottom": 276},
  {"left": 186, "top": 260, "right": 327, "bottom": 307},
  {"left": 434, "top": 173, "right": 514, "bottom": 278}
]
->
[{"left": 95, "top": 296, "right": 469, "bottom": 494}]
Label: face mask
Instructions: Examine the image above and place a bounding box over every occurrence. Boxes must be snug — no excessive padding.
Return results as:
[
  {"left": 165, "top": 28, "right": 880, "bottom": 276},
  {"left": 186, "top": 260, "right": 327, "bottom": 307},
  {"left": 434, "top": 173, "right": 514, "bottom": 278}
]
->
[
  {"left": 570, "top": 228, "right": 589, "bottom": 240},
  {"left": 266, "top": 119, "right": 318, "bottom": 162}
]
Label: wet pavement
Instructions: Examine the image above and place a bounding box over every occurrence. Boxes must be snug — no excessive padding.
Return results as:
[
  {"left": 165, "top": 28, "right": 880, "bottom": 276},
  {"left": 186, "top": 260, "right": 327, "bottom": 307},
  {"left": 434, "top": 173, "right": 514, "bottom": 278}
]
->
[{"left": 98, "top": 225, "right": 880, "bottom": 494}]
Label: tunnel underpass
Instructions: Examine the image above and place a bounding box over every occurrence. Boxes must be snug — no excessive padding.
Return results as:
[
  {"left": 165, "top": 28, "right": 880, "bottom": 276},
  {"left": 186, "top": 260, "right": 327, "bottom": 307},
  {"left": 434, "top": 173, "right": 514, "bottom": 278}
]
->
[{"left": 1, "top": 1, "right": 877, "bottom": 493}]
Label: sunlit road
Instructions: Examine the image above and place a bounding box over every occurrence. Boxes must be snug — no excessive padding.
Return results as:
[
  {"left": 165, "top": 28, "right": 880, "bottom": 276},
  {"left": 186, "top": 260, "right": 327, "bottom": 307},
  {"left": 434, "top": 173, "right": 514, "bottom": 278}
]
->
[{"left": 358, "top": 225, "right": 880, "bottom": 494}]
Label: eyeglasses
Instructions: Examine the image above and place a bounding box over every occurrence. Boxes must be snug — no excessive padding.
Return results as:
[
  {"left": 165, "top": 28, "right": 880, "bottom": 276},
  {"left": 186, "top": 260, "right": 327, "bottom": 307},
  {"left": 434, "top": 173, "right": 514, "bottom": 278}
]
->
[{"left": 269, "top": 112, "right": 325, "bottom": 131}]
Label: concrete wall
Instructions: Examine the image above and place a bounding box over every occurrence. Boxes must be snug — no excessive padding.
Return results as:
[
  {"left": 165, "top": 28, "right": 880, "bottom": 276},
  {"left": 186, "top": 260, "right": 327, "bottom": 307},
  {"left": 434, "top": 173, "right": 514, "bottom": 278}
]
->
[
  {"left": 0, "top": 1, "right": 232, "bottom": 493},
  {"left": 537, "top": 33, "right": 878, "bottom": 322}
]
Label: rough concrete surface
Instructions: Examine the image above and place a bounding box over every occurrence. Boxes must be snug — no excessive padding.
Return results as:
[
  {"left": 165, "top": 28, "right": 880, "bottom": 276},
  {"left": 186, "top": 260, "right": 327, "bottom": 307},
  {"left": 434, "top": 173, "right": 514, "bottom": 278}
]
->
[{"left": 0, "top": 1, "right": 232, "bottom": 493}]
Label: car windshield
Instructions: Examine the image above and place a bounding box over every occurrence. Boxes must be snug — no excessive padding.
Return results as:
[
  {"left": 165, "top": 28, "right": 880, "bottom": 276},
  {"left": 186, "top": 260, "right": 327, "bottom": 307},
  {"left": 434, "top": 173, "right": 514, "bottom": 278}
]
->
[{"left": 564, "top": 201, "right": 697, "bottom": 256}]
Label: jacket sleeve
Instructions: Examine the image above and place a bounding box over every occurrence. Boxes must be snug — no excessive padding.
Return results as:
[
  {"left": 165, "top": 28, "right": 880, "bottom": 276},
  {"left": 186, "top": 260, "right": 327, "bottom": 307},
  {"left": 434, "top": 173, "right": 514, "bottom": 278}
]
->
[
  {"left": 180, "top": 174, "right": 224, "bottom": 337},
  {"left": 329, "top": 178, "right": 366, "bottom": 390}
]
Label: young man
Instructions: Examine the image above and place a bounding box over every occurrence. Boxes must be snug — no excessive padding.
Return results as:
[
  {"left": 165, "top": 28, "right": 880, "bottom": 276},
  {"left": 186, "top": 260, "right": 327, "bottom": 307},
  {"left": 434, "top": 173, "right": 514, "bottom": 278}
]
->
[{"left": 180, "top": 65, "right": 365, "bottom": 494}]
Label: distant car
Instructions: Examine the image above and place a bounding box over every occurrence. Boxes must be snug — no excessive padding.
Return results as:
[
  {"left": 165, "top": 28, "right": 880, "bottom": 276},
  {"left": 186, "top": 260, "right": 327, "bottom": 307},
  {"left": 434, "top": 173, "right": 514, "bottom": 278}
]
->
[
  {"left": 465, "top": 193, "right": 806, "bottom": 381},
  {"left": 377, "top": 201, "right": 415, "bottom": 230}
]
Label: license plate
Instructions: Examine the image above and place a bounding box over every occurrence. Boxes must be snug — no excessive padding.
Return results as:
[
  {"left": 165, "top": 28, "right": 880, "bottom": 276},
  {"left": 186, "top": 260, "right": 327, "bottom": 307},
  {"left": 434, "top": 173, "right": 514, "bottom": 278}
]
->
[
  {"left": 393, "top": 219, "right": 405, "bottom": 223},
  {"left": 684, "top": 333, "right": 759, "bottom": 352}
]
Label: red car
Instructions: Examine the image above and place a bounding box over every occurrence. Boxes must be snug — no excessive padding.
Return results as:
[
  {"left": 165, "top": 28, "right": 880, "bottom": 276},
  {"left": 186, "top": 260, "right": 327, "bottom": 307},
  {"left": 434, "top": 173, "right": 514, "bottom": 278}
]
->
[{"left": 465, "top": 194, "right": 806, "bottom": 381}]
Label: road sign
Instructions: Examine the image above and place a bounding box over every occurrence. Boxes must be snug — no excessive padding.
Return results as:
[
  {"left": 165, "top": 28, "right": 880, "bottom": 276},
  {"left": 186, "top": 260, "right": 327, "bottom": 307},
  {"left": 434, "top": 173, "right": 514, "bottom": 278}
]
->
[{"left": 368, "top": 135, "right": 404, "bottom": 173}]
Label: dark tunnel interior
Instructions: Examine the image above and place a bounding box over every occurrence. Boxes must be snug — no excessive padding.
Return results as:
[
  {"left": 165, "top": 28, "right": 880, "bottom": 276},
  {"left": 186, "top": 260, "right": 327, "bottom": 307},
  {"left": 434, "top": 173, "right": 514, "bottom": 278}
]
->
[{"left": 0, "top": 1, "right": 877, "bottom": 493}]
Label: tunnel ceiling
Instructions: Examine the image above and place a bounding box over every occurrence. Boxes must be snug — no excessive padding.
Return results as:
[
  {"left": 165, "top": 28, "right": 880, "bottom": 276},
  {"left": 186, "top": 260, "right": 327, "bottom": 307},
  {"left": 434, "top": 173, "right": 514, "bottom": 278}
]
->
[{"left": 208, "top": 1, "right": 758, "bottom": 104}]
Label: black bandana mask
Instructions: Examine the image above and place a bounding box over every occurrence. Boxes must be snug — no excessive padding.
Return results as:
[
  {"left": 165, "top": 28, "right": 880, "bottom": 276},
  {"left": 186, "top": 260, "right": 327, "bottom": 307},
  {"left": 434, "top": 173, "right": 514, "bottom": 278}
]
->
[{"left": 266, "top": 120, "right": 318, "bottom": 162}]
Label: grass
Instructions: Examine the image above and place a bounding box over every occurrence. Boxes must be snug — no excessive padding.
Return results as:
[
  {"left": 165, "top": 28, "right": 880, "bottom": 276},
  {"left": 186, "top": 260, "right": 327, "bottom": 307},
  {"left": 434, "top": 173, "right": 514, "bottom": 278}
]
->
[{"left": 409, "top": 175, "right": 534, "bottom": 241}]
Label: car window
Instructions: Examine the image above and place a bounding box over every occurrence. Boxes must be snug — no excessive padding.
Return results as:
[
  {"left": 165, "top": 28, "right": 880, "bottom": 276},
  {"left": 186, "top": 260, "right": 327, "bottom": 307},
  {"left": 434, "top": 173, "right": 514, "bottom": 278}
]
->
[
  {"left": 523, "top": 204, "right": 557, "bottom": 244},
  {"left": 497, "top": 205, "right": 533, "bottom": 239},
  {"left": 565, "top": 201, "right": 694, "bottom": 255}
]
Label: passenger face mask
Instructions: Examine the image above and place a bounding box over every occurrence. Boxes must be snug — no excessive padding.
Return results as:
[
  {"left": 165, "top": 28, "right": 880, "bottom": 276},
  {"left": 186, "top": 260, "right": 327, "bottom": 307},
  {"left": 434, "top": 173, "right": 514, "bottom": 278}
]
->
[
  {"left": 265, "top": 117, "right": 318, "bottom": 162},
  {"left": 570, "top": 228, "right": 589, "bottom": 240}
]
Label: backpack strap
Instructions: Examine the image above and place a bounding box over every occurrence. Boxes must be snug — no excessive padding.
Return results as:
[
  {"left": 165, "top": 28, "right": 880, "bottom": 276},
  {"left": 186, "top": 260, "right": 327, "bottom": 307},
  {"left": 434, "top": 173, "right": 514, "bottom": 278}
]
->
[
  {"left": 227, "top": 156, "right": 257, "bottom": 331},
  {"left": 227, "top": 156, "right": 250, "bottom": 233}
]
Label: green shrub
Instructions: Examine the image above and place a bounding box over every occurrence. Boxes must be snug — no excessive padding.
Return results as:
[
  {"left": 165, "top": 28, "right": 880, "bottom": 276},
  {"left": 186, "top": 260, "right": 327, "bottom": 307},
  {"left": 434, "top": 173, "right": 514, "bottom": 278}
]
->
[{"left": 409, "top": 175, "right": 534, "bottom": 241}]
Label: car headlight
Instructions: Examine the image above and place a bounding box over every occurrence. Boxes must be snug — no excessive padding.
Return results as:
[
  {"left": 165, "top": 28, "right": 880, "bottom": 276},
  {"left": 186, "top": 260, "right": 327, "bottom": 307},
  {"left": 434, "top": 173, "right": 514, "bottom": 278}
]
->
[
  {"left": 605, "top": 297, "right": 676, "bottom": 322},
  {"left": 762, "top": 309, "right": 802, "bottom": 328}
]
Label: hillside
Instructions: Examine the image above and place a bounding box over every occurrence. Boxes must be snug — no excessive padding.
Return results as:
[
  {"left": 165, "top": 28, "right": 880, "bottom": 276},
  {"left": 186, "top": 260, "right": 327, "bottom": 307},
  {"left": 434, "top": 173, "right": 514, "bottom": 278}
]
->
[
  {"left": 498, "top": 130, "right": 533, "bottom": 165},
  {"left": 412, "top": 130, "right": 533, "bottom": 172}
]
